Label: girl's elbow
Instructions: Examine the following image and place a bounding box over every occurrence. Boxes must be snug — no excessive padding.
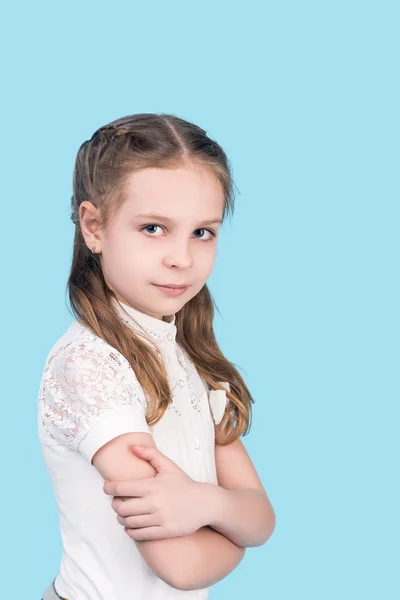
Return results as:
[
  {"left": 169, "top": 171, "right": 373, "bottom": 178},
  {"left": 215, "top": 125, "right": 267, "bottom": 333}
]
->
[
  {"left": 151, "top": 566, "right": 193, "bottom": 591},
  {"left": 168, "top": 568, "right": 203, "bottom": 592},
  {"left": 259, "top": 510, "right": 276, "bottom": 546}
]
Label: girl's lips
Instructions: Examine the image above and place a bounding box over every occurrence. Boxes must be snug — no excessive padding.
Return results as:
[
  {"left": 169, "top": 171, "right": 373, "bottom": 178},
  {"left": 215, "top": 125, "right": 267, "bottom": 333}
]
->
[{"left": 153, "top": 284, "right": 189, "bottom": 296}]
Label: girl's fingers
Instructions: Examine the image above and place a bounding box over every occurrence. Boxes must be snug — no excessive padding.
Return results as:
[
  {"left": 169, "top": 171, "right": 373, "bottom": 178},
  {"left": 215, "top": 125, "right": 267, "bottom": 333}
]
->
[
  {"left": 117, "top": 513, "right": 157, "bottom": 529},
  {"left": 104, "top": 479, "right": 150, "bottom": 497},
  {"left": 112, "top": 497, "right": 151, "bottom": 517},
  {"left": 124, "top": 526, "right": 170, "bottom": 541}
]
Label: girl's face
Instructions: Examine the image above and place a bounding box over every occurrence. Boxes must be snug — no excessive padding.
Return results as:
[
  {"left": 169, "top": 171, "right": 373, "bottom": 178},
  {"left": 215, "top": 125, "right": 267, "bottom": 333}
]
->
[{"left": 86, "top": 163, "right": 225, "bottom": 320}]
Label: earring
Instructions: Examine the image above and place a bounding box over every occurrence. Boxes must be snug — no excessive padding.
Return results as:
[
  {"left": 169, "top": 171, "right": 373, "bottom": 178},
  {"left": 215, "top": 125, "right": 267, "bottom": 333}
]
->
[{"left": 91, "top": 246, "right": 96, "bottom": 254}]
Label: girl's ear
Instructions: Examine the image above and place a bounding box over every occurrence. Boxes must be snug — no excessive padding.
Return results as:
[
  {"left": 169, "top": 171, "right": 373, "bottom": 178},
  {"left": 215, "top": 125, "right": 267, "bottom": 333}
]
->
[{"left": 79, "top": 200, "right": 103, "bottom": 252}]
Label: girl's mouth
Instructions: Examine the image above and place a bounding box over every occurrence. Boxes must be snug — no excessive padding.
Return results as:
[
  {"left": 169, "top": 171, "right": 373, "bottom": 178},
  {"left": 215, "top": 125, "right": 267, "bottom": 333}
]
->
[{"left": 153, "top": 284, "right": 189, "bottom": 296}]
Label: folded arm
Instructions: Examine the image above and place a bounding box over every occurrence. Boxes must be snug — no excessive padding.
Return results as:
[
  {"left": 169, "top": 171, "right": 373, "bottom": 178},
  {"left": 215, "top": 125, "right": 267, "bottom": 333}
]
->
[
  {"left": 92, "top": 432, "right": 245, "bottom": 591},
  {"left": 134, "top": 525, "right": 245, "bottom": 591},
  {"left": 206, "top": 436, "right": 276, "bottom": 547}
]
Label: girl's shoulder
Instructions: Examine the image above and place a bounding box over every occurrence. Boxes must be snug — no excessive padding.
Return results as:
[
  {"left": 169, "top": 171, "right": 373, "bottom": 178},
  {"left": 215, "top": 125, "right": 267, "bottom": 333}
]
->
[
  {"left": 39, "top": 321, "right": 149, "bottom": 452},
  {"left": 42, "top": 319, "right": 131, "bottom": 378}
]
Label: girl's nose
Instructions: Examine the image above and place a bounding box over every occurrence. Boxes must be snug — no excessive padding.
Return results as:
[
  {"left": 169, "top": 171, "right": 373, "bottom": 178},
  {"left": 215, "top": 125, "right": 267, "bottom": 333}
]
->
[{"left": 163, "top": 240, "right": 193, "bottom": 269}]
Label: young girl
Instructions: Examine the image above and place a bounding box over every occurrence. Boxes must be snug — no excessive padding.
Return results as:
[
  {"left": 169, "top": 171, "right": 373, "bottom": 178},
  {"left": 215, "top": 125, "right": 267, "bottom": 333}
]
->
[{"left": 38, "top": 113, "right": 275, "bottom": 600}]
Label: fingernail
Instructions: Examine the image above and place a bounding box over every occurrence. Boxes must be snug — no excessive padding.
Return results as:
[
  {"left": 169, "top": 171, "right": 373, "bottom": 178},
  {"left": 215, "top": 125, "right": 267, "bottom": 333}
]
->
[{"left": 134, "top": 444, "right": 144, "bottom": 449}]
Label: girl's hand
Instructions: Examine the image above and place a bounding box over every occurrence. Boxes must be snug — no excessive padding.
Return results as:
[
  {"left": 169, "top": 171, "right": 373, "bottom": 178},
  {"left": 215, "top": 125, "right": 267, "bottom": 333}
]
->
[{"left": 103, "top": 445, "right": 214, "bottom": 541}]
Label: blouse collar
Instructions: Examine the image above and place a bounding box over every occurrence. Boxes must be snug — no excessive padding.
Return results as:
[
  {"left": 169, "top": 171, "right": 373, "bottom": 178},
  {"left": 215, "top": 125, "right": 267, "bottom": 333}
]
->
[{"left": 111, "top": 297, "right": 177, "bottom": 344}]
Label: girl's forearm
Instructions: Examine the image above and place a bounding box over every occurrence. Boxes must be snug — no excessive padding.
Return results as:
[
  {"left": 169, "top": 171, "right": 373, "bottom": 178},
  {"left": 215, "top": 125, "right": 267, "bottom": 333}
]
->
[
  {"left": 205, "top": 484, "right": 276, "bottom": 547},
  {"left": 133, "top": 482, "right": 273, "bottom": 589},
  {"left": 135, "top": 526, "right": 245, "bottom": 591},
  {"left": 176, "top": 526, "right": 246, "bottom": 591}
]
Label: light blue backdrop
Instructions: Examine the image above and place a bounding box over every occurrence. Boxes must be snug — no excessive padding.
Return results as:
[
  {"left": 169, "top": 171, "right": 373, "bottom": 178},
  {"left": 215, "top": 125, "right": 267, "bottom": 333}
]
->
[{"left": 1, "top": 1, "right": 398, "bottom": 598}]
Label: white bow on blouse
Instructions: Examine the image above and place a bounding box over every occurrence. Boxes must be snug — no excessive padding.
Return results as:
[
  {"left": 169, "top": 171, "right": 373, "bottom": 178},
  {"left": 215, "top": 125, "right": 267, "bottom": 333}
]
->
[{"left": 208, "top": 381, "right": 230, "bottom": 425}]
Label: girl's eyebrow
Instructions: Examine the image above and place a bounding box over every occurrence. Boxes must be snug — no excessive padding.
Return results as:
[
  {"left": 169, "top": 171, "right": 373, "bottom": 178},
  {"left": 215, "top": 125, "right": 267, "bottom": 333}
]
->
[{"left": 134, "top": 213, "right": 222, "bottom": 226}]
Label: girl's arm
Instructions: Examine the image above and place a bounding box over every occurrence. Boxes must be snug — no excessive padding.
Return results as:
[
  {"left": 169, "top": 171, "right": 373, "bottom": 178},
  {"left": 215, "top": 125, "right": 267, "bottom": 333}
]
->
[
  {"left": 138, "top": 437, "right": 275, "bottom": 590},
  {"left": 93, "top": 431, "right": 245, "bottom": 591},
  {"left": 135, "top": 526, "right": 245, "bottom": 591},
  {"left": 205, "top": 437, "right": 276, "bottom": 547}
]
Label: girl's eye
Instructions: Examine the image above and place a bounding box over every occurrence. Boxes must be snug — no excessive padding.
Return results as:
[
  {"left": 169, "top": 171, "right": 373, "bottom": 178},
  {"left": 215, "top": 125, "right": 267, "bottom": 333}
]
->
[
  {"left": 142, "top": 224, "right": 164, "bottom": 236},
  {"left": 193, "top": 228, "right": 216, "bottom": 241},
  {"left": 141, "top": 225, "right": 216, "bottom": 240}
]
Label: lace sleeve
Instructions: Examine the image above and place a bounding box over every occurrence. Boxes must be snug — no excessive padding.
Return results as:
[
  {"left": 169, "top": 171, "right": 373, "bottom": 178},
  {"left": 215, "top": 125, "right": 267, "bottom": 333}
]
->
[{"left": 39, "top": 336, "right": 152, "bottom": 461}]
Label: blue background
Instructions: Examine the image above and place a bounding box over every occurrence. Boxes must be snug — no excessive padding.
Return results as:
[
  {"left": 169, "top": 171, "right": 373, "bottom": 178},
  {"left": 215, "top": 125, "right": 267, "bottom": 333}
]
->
[{"left": 2, "top": 1, "right": 399, "bottom": 598}]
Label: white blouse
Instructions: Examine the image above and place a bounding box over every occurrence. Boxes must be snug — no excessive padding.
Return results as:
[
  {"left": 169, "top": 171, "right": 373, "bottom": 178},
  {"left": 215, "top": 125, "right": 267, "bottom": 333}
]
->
[{"left": 38, "top": 297, "right": 228, "bottom": 600}]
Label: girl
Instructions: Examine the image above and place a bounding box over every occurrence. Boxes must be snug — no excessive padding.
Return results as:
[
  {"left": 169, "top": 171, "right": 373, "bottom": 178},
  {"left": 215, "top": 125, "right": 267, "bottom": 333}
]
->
[{"left": 38, "top": 113, "right": 275, "bottom": 600}]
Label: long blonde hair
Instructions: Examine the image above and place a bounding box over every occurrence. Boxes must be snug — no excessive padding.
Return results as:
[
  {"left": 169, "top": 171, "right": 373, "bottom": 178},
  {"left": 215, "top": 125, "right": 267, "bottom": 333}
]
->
[{"left": 67, "top": 113, "right": 254, "bottom": 444}]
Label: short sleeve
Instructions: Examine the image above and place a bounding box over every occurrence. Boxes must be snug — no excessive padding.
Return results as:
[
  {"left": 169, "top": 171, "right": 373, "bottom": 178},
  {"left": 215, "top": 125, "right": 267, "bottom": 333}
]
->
[{"left": 40, "top": 335, "right": 152, "bottom": 462}]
